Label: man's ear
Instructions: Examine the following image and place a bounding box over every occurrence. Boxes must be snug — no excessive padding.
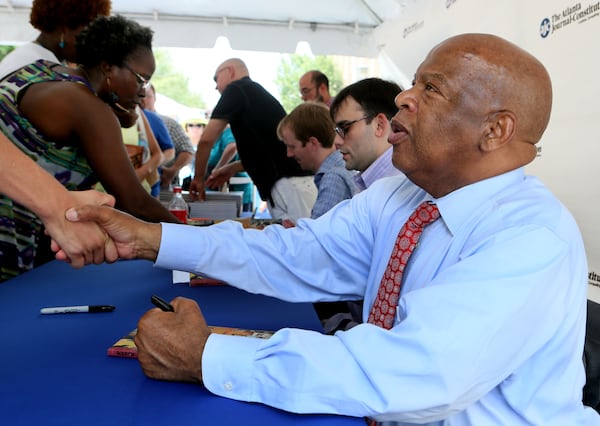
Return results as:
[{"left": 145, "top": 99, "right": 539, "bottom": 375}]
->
[
  {"left": 480, "top": 110, "right": 516, "bottom": 152},
  {"left": 317, "top": 83, "right": 327, "bottom": 97},
  {"left": 373, "top": 113, "right": 390, "bottom": 138},
  {"left": 306, "top": 136, "right": 320, "bottom": 150}
]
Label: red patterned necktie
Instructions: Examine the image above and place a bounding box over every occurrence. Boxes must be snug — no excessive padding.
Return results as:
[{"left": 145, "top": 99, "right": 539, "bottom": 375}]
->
[{"left": 367, "top": 201, "right": 440, "bottom": 329}]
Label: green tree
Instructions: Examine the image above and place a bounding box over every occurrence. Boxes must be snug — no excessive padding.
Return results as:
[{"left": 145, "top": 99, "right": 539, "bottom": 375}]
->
[
  {"left": 0, "top": 45, "right": 15, "bottom": 62},
  {"left": 275, "top": 54, "right": 343, "bottom": 113},
  {"left": 152, "top": 49, "right": 205, "bottom": 109}
]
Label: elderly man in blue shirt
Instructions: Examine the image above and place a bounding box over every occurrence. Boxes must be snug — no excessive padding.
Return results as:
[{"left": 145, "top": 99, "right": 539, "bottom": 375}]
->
[{"left": 64, "top": 33, "right": 598, "bottom": 425}]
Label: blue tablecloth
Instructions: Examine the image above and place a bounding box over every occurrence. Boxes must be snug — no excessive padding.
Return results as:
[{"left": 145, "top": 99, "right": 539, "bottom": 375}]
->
[{"left": 0, "top": 259, "right": 363, "bottom": 426}]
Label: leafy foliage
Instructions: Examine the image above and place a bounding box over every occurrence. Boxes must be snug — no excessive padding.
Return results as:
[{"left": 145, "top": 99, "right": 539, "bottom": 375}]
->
[
  {"left": 275, "top": 54, "right": 343, "bottom": 113},
  {"left": 0, "top": 45, "right": 15, "bottom": 62},
  {"left": 0, "top": 46, "right": 204, "bottom": 109},
  {"left": 152, "top": 48, "right": 206, "bottom": 109}
]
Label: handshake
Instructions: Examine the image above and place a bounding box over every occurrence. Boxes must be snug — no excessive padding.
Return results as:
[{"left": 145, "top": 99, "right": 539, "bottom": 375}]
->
[{"left": 52, "top": 197, "right": 162, "bottom": 267}]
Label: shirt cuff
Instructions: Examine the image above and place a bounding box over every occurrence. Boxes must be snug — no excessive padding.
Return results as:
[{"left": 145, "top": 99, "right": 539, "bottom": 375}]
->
[
  {"left": 155, "top": 222, "right": 201, "bottom": 271},
  {"left": 202, "top": 332, "right": 263, "bottom": 401}
]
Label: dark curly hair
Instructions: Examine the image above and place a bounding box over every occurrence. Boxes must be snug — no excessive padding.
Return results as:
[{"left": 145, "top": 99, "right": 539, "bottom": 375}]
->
[
  {"left": 30, "top": 0, "right": 112, "bottom": 32},
  {"left": 75, "top": 15, "right": 154, "bottom": 68}
]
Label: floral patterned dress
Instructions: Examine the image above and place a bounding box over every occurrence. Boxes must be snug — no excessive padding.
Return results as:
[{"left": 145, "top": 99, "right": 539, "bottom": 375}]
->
[{"left": 0, "top": 60, "right": 97, "bottom": 282}]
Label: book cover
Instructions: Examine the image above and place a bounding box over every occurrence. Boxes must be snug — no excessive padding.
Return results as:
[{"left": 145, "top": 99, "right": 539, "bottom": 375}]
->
[
  {"left": 107, "top": 328, "right": 138, "bottom": 358},
  {"left": 107, "top": 326, "right": 274, "bottom": 359},
  {"left": 190, "top": 273, "right": 226, "bottom": 287}
]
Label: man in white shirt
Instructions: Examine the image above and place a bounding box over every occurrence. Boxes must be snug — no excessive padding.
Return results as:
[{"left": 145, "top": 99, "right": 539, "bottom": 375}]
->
[{"left": 64, "top": 34, "right": 598, "bottom": 425}]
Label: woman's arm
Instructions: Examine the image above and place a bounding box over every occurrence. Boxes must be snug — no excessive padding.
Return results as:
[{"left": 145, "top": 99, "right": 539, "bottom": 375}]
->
[
  {"left": 137, "top": 110, "right": 164, "bottom": 186},
  {"left": 19, "top": 81, "right": 178, "bottom": 223},
  {"left": 213, "top": 143, "right": 238, "bottom": 170}
]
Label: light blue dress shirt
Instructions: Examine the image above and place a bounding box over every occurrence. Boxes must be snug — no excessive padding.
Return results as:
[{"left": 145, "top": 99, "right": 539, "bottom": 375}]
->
[
  {"left": 311, "top": 150, "right": 357, "bottom": 219},
  {"left": 156, "top": 168, "right": 598, "bottom": 425}
]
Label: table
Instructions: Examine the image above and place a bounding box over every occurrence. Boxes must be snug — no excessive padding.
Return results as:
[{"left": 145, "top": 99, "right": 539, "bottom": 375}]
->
[{"left": 0, "top": 260, "right": 363, "bottom": 426}]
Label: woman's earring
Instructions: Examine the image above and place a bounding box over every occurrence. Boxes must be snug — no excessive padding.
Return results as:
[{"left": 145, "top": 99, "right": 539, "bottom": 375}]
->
[
  {"left": 59, "top": 33, "right": 65, "bottom": 49},
  {"left": 106, "top": 77, "right": 119, "bottom": 103}
]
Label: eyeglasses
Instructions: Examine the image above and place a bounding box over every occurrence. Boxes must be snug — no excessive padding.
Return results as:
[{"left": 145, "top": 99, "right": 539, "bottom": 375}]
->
[
  {"left": 334, "top": 115, "right": 373, "bottom": 138},
  {"left": 300, "top": 86, "right": 316, "bottom": 97},
  {"left": 123, "top": 64, "right": 151, "bottom": 90}
]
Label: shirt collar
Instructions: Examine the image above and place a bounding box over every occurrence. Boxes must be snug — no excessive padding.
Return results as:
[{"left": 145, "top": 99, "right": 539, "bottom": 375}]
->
[
  {"left": 354, "top": 147, "right": 397, "bottom": 190},
  {"left": 432, "top": 168, "right": 525, "bottom": 236},
  {"left": 314, "top": 151, "right": 341, "bottom": 185},
  {"left": 318, "top": 150, "right": 341, "bottom": 173}
]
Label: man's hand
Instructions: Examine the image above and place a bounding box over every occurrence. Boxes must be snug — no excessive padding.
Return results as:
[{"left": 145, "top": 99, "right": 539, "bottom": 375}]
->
[
  {"left": 46, "top": 190, "right": 117, "bottom": 267},
  {"left": 206, "top": 164, "right": 236, "bottom": 190},
  {"left": 62, "top": 204, "right": 162, "bottom": 261},
  {"left": 160, "top": 166, "right": 177, "bottom": 188},
  {"left": 281, "top": 219, "right": 296, "bottom": 228},
  {"left": 135, "top": 297, "right": 210, "bottom": 383},
  {"left": 188, "top": 175, "right": 206, "bottom": 201}
]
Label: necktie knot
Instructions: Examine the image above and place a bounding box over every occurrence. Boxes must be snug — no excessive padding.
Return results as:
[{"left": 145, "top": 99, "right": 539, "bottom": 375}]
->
[{"left": 410, "top": 201, "right": 440, "bottom": 227}]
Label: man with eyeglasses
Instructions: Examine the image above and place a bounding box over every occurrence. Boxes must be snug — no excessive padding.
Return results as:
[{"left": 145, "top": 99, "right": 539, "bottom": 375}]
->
[
  {"left": 331, "top": 78, "right": 406, "bottom": 193},
  {"left": 299, "top": 70, "right": 333, "bottom": 106},
  {"left": 319, "top": 78, "right": 408, "bottom": 331},
  {"left": 189, "top": 58, "right": 317, "bottom": 224}
]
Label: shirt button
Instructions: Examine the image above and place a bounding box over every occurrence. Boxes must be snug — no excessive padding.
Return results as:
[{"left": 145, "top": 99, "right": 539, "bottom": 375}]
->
[{"left": 224, "top": 381, "right": 234, "bottom": 391}]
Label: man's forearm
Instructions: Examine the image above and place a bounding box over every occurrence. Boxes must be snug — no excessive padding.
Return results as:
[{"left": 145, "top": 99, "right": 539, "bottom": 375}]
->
[
  {"left": 167, "top": 152, "right": 193, "bottom": 173},
  {"left": 160, "top": 148, "right": 175, "bottom": 165}
]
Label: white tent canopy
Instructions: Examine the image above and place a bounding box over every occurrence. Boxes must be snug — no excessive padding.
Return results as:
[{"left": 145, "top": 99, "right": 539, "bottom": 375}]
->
[{"left": 0, "top": 0, "right": 406, "bottom": 57}]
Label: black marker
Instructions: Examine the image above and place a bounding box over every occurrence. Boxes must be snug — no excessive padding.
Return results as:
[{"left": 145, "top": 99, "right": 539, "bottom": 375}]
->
[
  {"left": 40, "top": 305, "right": 115, "bottom": 314},
  {"left": 151, "top": 294, "right": 174, "bottom": 312}
]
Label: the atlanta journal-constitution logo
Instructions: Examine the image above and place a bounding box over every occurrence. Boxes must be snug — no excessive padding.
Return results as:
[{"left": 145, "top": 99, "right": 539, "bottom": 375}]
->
[
  {"left": 590, "top": 271, "right": 600, "bottom": 289},
  {"left": 540, "top": 1, "right": 600, "bottom": 38}
]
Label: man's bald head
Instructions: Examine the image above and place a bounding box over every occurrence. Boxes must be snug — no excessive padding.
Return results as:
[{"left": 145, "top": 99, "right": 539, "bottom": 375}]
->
[
  {"left": 433, "top": 33, "right": 552, "bottom": 146},
  {"left": 214, "top": 58, "right": 250, "bottom": 93},
  {"left": 220, "top": 58, "right": 249, "bottom": 79},
  {"left": 390, "top": 33, "right": 554, "bottom": 197}
]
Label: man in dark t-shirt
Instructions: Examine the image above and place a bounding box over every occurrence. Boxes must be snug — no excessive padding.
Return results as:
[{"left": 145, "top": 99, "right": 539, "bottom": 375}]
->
[{"left": 189, "top": 58, "right": 316, "bottom": 224}]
